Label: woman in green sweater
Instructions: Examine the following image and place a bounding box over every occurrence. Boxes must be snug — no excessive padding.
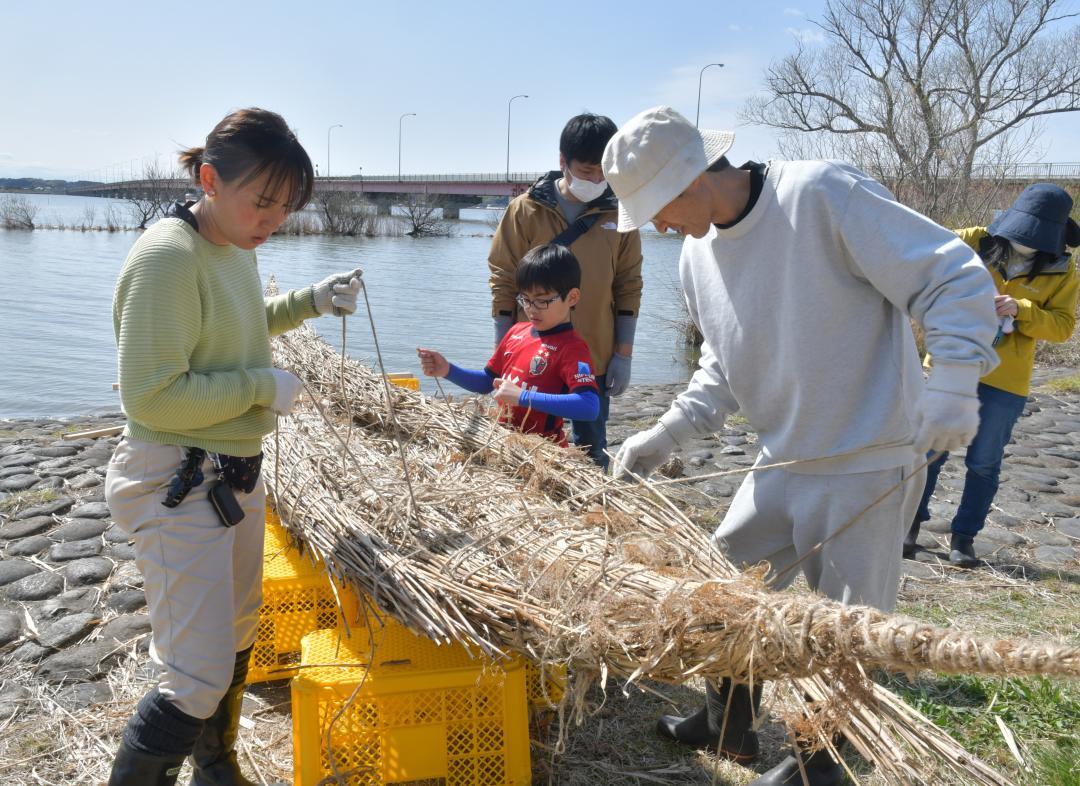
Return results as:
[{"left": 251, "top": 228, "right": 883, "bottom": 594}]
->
[{"left": 105, "top": 108, "right": 362, "bottom": 786}]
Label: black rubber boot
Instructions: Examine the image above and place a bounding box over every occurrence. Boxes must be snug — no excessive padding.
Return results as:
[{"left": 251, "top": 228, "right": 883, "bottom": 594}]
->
[
  {"left": 656, "top": 678, "right": 762, "bottom": 762},
  {"left": 108, "top": 688, "right": 204, "bottom": 786},
  {"left": 949, "top": 533, "right": 978, "bottom": 568},
  {"left": 109, "top": 743, "right": 190, "bottom": 786},
  {"left": 749, "top": 741, "right": 846, "bottom": 785},
  {"left": 902, "top": 519, "right": 921, "bottom": 559},
  {"left": 189, "top": 647, "right": 266, "bottom": 786}
]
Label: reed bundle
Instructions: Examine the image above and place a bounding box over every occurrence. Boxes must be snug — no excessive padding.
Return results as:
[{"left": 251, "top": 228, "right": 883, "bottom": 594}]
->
[{"left": 265, "top": 322, "right": 1076, "bottom": 785}]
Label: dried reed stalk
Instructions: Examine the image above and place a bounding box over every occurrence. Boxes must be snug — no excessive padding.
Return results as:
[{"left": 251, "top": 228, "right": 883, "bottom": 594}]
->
[{"left": 264, "top": 323, "right": 1076, "bottom": 785}]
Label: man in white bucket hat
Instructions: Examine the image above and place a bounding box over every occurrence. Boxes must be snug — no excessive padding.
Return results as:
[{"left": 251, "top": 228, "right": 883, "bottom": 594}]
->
[{"left": 603, "top": 106, "right": 1000, "bottom": 785}]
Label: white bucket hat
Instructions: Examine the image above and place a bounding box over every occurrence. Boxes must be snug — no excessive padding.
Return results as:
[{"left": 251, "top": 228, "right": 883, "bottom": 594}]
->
[{"left": 602, "top": 106, "right": 734, "bottom": 232}]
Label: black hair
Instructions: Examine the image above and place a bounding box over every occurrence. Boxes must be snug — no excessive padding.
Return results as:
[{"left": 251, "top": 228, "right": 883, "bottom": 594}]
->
[
  {"left": 516, "top": 243, "right": 581, "bottom": 298},
  {"left": 178, "top": 108, "right": 314, "bottom": 211},
  {"left": 559, "top": 114, "right": 617, "bottom": 165},
  {"left": 979, "top": 234, "right": 1057, "bottom": 281},
  {"left": 707, "top": 156, "right": 731, "bottom": 172}
]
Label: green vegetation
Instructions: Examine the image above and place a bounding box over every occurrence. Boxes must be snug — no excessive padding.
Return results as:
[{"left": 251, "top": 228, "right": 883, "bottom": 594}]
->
[
  {"left": 1044, "top": 373, "right": 1080, "bottom": 394},
  {"left": 0, "top": 486, "right": 59, "bottom": 514},
  {"left": 881, "top": 673, "right": 1080, "bottom": 781}
]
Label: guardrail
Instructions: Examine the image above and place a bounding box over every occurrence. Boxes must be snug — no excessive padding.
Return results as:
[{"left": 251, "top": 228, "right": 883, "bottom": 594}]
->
[{"left": 68, "top": 163, "right": 1080, "bottom": 191}]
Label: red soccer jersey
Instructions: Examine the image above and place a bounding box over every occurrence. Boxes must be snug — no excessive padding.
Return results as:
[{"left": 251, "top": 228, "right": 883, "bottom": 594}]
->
[{"left": 485, "top": 322, "right": 599, "bottom": 445}]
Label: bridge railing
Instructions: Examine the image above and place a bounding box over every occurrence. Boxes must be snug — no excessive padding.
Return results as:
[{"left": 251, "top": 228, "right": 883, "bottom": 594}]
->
[{"left": 324, "top": 172, "right": 547, "bottom": 183}]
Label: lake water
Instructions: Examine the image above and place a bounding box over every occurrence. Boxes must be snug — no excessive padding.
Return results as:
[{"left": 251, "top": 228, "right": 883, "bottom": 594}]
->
[{"left": 0, "top": 193, "right": 693, "bottom": 418}]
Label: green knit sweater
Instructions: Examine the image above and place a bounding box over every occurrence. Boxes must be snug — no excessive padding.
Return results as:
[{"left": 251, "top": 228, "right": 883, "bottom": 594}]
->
[{"left": 113, "top": 219, "right": 316, "bottom": 456}]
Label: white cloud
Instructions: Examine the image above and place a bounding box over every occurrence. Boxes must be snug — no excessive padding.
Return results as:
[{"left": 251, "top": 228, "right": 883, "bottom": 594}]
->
[
  {"left": 783, "top": 7, "right": 805, "bottom": 16},
  {"left": 787, "top": 27, "right": 826, "bottom": 43},
  {"left": 728, "top": 23, "right": 743, "bottom": 32}
]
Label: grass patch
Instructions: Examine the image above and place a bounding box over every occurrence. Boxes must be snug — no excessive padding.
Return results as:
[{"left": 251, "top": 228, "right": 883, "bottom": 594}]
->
[
  {"left": 1045, "top": 373, "right": 1080, "bottom": 394},
  {"left": 0, "top": 486, "right": 60, "bottom": 514},
  {"left": 726, "top": 413, "right": 749, "bottom": 428},
  {"left": 1030, "top": 740, "right": 1080, "bottom": 786},
  {"left": 880, "top": 673, "right": 1080, "bottom": 779}
]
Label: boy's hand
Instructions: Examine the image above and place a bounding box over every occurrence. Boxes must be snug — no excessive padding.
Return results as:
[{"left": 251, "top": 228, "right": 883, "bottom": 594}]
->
[
  {"left": 492, "top": 377, "right": 523, "bottom": 407},
  {"left": 416, "top": 348, "right": 449, "bottom": 378}
]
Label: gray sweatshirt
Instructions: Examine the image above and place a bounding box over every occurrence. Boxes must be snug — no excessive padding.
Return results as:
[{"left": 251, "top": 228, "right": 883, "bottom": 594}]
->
[{"left": 661, "top": 160, "right": 999, "bottom": 474}]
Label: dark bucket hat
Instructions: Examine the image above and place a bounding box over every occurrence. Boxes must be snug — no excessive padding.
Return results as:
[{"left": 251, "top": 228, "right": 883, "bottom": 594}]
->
[{"left": 988, "top": 183, "right": 1076, "bottom": 255}]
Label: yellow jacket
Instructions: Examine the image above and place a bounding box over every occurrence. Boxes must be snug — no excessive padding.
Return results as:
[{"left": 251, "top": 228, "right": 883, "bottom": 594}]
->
[
  {"left": 958, "top": 227, "right": 1079, "bottom": 397},
  {"left": 488, "top": 172, "right": 643, "bottom": 375}
]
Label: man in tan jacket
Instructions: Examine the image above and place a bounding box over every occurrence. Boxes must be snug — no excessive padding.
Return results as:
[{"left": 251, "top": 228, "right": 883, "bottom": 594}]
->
[{"left": 488, "top": 113, "right": 643, "bottom": 468}]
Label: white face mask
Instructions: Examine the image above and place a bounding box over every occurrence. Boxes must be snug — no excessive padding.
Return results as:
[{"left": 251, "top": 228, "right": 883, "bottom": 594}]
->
[
  {"left": 566, "top": 171, "right": 608, "bottom": 203},
  {"left": 1009, "top": 239, "right": 1038, "bottom": 258}
]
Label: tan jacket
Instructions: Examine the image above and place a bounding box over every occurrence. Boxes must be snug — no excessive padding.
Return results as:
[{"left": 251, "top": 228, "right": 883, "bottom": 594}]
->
[{"left": 488, "top": 171, "right": 643, "bottom": 375}]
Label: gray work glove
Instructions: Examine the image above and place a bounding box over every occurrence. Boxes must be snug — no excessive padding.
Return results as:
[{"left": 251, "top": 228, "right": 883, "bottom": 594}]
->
[
  {"left": 612, "top": 421, "right": 677, "bottom": 480},
  {"left": 606, "top": 352, "right": 632, "bottom": 396},
  {"left": 312, "top": 268, "right": 364, "bottom": 316},
  {"left": 913, "top": 363, "right": 981, "bottom": 454},
  {"left": 494, "top": 314, "right": 514, "bottom": 346}
]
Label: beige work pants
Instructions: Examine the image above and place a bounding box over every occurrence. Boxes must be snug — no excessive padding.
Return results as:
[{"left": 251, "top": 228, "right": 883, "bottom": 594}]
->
[
  {"left": 713, "top": 461, "right": 924, "bottom": 612},
  {"left": 105, "top": 438, "right": 264, "bottom": 719}
]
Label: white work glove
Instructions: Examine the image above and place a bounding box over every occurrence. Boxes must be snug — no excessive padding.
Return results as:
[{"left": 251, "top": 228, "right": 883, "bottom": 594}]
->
[
  {"left": 606, "top": 353, "right": 632, "bottom": 397},
  {"left": 312, "top": 268, "right": 364, "bottom": 316},
  {"left": 269, "top": 369, "right": 304, "bottom": 415},
  {"left": 612, "top": 420, "right": 678, "bottom": 480},
  {"left": 913, "top": 363, "right": 981, "bottom": 454}
]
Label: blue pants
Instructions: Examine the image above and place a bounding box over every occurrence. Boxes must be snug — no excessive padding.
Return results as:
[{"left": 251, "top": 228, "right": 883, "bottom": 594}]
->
[
  {"left": 572, "top": 373, "right": 611, "bottom": 469},
  {"left": 915, "top": 383, "right": 1027, "bottom": 539}
]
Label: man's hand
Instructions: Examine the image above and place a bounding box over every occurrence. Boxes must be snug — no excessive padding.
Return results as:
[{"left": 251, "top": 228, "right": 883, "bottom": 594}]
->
[
  {"left": 606, "top": 352, "right": 632, "bottom": 396},
  {"left": 416, "top": 348, "right": 450, "bottom": 378},
  {"left": 914, "top": 361, "right": 982, "bottom": 454},
  {"left": 312, "top": 268, "right": 364, "bottom": 316},
  {"left": 269, "top": 369, "right": 304, "bottom": 415},
  {"left": 492, "top": 377, "right": 524, "bottom": 408},
  {"left": 994, "top": 294, "right": 1018, "bottom": 318},
  {"left": 612, "top": 421, "right": 677, "bottom": 480}
]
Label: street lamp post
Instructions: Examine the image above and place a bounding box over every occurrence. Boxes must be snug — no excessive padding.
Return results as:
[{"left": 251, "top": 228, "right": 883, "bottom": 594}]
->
[
  {"left": 506, "top": 94, "right": 528, "bottom": 182},
  {"left": 695, "top": 63, "right": 725, "bottom": 128},
  {"left": 327, "top": 124, "right": 343, "bottom": 179},
  {"left": 398, "top": 112, "right": 416, "bottom": 181}
]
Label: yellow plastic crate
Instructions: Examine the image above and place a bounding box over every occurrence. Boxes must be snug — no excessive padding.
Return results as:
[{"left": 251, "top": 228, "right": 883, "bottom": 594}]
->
[
  {"left": 292, "top": 626, "right": 531, "bottom": 786},
  {"left": 387, "top": 373, "right": 420, "bottom": 391},
  {"left": 524, "top": 661, "right": 567, "bottom": 710},
  {"left": 250, "top": 511, "right": 360, "bottom": 683}
]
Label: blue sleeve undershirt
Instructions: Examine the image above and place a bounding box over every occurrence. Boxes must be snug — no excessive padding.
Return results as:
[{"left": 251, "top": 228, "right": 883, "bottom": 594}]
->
[
  {"left": 445, "top": 364, "right": 495, "bottom": 393},
  {"left": 443, "top": 364, "right": 600, "bottom": 420},
  {"left": 519, "top": 388, "right": 600, "bottom": 421}
]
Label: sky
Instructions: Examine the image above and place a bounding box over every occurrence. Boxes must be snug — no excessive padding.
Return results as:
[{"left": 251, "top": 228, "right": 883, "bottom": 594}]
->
[{"left": 2, "top": 0, "right": 1078, "bottom": 181}]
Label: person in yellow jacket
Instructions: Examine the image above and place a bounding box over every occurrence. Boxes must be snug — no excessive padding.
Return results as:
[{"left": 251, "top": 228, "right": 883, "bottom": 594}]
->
[
  {"left": 488, "top": 114, "right": 643, "bottom": 468},
  {"left": 907, "top": 183, "right": 1080, "bottom": 567}
]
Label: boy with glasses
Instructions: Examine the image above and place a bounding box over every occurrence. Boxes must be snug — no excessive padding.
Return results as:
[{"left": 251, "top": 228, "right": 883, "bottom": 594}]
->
[
  {"left": 489, "top": 113, "right": 643, "bottom": 466},
  {"left": 420, "top": 244, "right": 599, "bottom": 446}
]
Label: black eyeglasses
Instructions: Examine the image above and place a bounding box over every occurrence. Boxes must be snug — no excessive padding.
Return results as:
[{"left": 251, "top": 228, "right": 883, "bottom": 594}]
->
[{"left": 515, "top": 294, "right": 562, "bottom": 311}]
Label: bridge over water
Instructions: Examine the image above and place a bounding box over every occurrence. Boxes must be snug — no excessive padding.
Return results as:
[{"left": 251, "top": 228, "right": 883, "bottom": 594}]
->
[
  {"left": 65, "top": 162, "right": 1080, "bottom": 218},
  {"left": 67, "top": 173, "right": 552, "bottom": 218}
]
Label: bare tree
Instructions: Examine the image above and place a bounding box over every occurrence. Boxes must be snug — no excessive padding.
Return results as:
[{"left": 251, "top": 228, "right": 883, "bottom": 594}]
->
[
  {"left": 126, "top": 160, "right": 186, "bottom": 229},
  {"left": 0, "top": 195, "right": 38, "bottom": 229},
  {"left": 400, "top": 194, "right": 452, "bottom": 237},
  {"left": 743, "top": 0, "right": 1080, "bottom": 221},
  {"left": 315, "top": 190, "right": 369, "bottom": 236}
]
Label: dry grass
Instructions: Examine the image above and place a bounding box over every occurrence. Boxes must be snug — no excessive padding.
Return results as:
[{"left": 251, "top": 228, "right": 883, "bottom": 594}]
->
[{"left": 5, "top": 559, "right": 1072, "bottom": 785}]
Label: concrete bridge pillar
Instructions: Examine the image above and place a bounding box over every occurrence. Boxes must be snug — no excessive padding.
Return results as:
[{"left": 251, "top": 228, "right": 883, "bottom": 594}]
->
[{"left": 442, "top": 206, "right": 460, "bottom": 220}]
